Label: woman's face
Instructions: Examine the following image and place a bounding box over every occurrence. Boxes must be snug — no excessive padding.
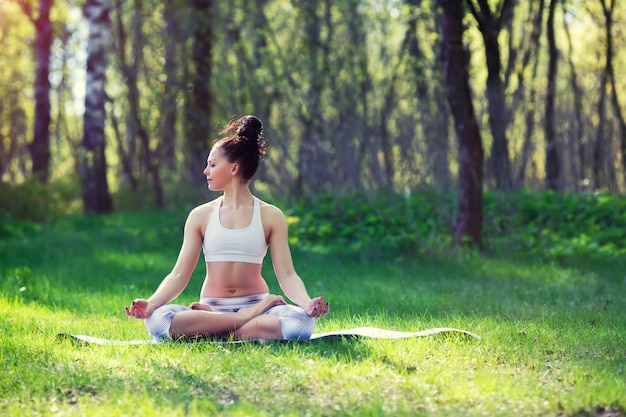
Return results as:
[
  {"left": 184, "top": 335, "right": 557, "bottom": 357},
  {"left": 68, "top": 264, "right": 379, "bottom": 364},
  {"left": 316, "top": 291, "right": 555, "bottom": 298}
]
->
[{"left": 203, "top": 146, "right": 236, "bottom": 191}]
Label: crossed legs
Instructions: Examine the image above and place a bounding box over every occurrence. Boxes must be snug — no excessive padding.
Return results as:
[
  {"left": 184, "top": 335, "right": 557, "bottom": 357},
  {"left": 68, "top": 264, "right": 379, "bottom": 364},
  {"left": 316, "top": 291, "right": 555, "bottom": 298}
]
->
[{"left": 169, "top": 294, "right": 285, "bottom": 340}]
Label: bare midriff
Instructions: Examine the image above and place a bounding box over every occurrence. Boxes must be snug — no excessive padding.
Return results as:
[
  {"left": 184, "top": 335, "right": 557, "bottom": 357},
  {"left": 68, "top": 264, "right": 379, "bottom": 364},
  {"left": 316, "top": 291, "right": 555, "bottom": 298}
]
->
[{"left": 200, "top": 261, "right": 269, "bottom": 298}]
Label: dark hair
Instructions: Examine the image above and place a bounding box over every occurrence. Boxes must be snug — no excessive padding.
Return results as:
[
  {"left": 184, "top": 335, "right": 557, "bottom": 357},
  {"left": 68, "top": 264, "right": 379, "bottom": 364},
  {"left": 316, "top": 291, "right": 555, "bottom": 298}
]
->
[{"left": 214, "top": 115, "right": 268, "bottom": 182}]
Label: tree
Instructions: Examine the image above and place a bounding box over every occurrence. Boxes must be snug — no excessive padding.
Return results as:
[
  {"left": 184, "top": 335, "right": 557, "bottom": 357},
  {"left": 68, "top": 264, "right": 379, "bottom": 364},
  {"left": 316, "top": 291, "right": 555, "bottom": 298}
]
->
[
  {"left": 467, "top": 0, "right": 514, "bottom": 191},
  {"left": 562, "top": 1, "right": 585, "bottom": 189},
  {"left": 112, "top": 0, "right": 163, "bottom": 206},
  {"left": 184, "top": 0, "right": 214, "bottom": 191},
  {"left": 324, "top": 0, "right": 366, "bottom": 190},
  {"left": 17, "top": 0, "right": 53, "bottom": 182},
  {"left": 439, "top": 0, "right": 484, "bottom": 245},
  {"left": 215, "top": 0, "right": 278, "bottom": 188},
  {"left": 81, "top": 0, "right": 113, "bottom": 214},
  {"left": 160, "top": 0, "right": 182, "bottom": 173},
  {"left": 512, "top": 0, "right": 546, "bottom": 187},
  {"left": 4, "top": 0, "right": 626, "bottom": 205},
  {"left": 293, "top": 0, "right": 328, "bottom": 195},
  {"left": 545, "top": 0, "right": 560, "bottom": 190},
  {"left": 597, "top": 0, "right": 626, "bottom": 190},
  {"left": 406, "top": 0, "right": 451, "bottom": 191}
]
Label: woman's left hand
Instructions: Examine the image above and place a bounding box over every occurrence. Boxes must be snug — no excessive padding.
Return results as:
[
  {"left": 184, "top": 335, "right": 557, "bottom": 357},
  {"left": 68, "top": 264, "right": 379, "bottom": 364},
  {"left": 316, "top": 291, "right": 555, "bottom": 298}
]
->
[{"left": 306, "top": 296, "right": 330, "bottom": 318}]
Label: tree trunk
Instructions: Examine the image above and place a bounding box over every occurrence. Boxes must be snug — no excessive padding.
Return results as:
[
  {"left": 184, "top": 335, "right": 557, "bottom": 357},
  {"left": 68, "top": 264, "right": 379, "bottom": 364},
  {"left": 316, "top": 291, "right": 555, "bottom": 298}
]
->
[
  {"left": 406, "top": 0, "right": 450, "bottom": 190},
  {"left": 184, "top": 0, "right": 214, "bottom": 190},
  {"left": 512, "top": 0, "right": 544, "bottom": 188},
  {"left": 593, "top": 2, "right": 610, "bottom": 190},
  {"left": 19, "top": 0, "right": 53, "bottom": 182},
  {"left": 439, "top": 0, "right": 484, "bottom": 245},
  {"left": 295, "top": 0, "right": 326, "bottom": 195},
  {"left": 516, "top": 52, "right": 541, "bottom": 187},
  {"left": 467, "top": 0, "right": 514, "bottom": 191},
  {"left": 81, "top": 0, "right": 113, "bottom": 214},
  {"left": 3, "top": 94, "right": 27, "bottom": 182},
  {"left": 593, "top": 66, "right": 608, "bottom": 191},
  {"left": 251, "top": 0, "right": 276, "bottom": 192},
  {"left": 160, "top": 0, "right": 179, "bottom": 172},
  {"left": 129, "top": 0, "right": 163, "bottom": 206},
  {"left": 600, "top": 0, "right": 626, "bottom": 192},
  {"left": 112, "top": 0, "right": 137, "bottom": 191},
  {"left": 110, "top": 107, "right": 137, "bottom": 191},
  {"left": 545, "top": 0, "right": 560, "bottom": 190},
  {"left": 432, "top": 7, "right": 452, "bottom": 190},
  {"left": 562, "top": 6, "right": 586, "bottom": 189},
  {"left": 345, "top": 0, "right": 368, "bottom": 191}
]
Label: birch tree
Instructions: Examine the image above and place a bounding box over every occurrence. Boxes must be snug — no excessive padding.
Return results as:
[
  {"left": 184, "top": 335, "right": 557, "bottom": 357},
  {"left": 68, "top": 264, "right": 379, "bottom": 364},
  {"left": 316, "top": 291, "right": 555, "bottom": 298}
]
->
[{"left": 81, "top": 0, "right": 113, "bottom": 214}]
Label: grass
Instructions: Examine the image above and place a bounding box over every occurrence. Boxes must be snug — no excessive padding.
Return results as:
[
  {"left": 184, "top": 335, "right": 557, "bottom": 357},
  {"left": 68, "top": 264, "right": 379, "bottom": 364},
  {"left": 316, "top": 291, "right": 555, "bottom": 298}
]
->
[{"left": 1, "top": 209, "right": 625, "bottom": 416}]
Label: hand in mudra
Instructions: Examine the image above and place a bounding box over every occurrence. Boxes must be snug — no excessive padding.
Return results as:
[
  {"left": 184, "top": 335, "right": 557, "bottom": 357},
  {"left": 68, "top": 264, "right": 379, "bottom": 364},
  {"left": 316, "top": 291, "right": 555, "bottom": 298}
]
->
[
  {"left": 124, "top": 299, "right": 156, "bottom": 319},
  {"left": 306, "top": 296, "right": 330, "bottom": 318}
]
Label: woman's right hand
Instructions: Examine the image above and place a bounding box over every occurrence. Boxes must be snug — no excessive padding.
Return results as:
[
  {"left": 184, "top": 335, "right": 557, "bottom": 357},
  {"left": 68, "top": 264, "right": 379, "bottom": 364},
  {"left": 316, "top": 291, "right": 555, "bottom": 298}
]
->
[{"left": 124, "top": 299, "right": 156, "bottom": 319}]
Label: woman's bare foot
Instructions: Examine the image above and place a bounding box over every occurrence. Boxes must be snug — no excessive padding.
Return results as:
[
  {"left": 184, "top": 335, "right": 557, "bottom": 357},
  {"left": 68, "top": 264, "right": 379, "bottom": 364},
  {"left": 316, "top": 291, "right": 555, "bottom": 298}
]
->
[
  {"left": 189, "top": 302, "right": 213, "bottom": 312},
  {"left": 238, "top": 295, "right": 285, "bottom": 319}
]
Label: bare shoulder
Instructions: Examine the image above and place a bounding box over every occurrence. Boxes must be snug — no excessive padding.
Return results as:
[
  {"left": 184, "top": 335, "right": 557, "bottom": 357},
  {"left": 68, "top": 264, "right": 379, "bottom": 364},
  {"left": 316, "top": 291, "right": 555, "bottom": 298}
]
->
[
  {"left": 259, "top": 200, "right": 287, "bottom": 226},
  {"left": 187, "top": 198, "right": 219, "bottom": 228}
]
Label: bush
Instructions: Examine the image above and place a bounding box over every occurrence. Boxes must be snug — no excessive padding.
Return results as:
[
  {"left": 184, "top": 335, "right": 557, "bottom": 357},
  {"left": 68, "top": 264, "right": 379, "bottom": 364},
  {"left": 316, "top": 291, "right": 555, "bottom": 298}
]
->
[
  {"left": 484, "top": 189, "right": 626, "bottom": 260},
  {"left": 0, "top": 178, "right": 81, "bottom": 234},
  {"left": 286, "top": 189, "right": 626, "bottom": 261},
  {"left": 2, "top": 179, "right": 624, "bottom": 261},
  {"left": 286, "top": 189, "right": 455, "bottom": 258}
]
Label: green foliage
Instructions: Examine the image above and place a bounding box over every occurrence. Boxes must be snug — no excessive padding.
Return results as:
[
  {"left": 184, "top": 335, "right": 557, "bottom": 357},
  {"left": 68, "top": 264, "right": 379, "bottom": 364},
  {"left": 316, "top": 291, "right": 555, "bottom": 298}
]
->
[
  {"left": 483, "top": 190, "right": 626, "bottom": 261},
  {"left": 287, "top": 189, "right": 626, "bottom": 262},
  {"left": 3, "top": 183, "right": 624, "bottom": 263},
  {"left": 287, "top": 189, "right": 453, "bottom": 258},
  {"left": 113, "top": 181, "right": 215, "bottom": 213},
  {"left": 0, "top": 179, "right": 82, "bottom": 234}
]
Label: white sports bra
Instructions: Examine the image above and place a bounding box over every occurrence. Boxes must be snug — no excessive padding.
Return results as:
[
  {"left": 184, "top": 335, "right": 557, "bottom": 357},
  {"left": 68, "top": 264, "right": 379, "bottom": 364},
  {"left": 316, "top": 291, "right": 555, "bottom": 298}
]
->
[{"left": 202, "top": 197, "right": 268, "bottom": 264}]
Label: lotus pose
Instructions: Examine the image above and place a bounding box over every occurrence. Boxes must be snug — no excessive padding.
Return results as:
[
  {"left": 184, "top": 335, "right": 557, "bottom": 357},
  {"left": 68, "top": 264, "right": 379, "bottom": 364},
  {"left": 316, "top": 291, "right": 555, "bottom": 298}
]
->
[{"left": 125, "top": 115, "right": 329, "bottom": 341}]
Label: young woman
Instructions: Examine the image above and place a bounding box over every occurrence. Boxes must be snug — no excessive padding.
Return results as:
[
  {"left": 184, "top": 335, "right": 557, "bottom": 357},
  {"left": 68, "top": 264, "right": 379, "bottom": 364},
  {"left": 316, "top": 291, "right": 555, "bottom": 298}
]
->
[{"left": 125, "top": 115, "right": 330, "bottom": 342}]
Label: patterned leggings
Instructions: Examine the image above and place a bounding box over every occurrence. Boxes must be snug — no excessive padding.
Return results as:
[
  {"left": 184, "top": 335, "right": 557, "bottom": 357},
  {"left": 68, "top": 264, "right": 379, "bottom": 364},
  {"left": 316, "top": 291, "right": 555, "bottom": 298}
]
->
[{"left": 144, "top": 293, "right": 315, "bottom": 342}]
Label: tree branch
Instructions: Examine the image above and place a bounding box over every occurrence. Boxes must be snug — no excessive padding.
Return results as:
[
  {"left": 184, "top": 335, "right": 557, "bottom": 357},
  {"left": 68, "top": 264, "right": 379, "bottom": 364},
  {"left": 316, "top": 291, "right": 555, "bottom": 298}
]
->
[
  {"left": 466, "top": 0, "right": 484, "bottom": 29},
  {"left": 496, "top": 0, "right": 515, "bottom": 30},
  {"left": 15, "top": 0, "right": 36, "bottom": 23}
]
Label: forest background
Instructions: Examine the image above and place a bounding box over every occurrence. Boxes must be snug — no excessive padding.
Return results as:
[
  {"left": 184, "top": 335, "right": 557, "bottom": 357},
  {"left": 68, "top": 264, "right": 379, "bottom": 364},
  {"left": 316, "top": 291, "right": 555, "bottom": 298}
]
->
[
  {"left": 0, "top": 0, "right": 625, "bottom": 244},
  {"left": 2, "top": 3, "right": 626, "bottom": 415}
]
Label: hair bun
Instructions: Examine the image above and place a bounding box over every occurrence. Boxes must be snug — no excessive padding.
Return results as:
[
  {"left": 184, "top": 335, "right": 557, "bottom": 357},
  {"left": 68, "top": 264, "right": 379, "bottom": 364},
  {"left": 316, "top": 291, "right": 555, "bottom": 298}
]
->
[{"left": 236, "top": 115, "right": 263, "bottom": 141}]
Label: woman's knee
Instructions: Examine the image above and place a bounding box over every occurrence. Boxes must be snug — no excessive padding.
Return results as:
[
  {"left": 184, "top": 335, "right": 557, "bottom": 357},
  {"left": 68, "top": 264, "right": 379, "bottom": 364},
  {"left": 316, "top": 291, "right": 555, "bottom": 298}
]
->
[
  {"left": 265, "top": 305, "right": 316, "bottom": 340},
  {"left": 279, "top": 314, "right": 315, "bottom": 340},
  {"left": 145, "top": 304, "right": 189, "bottom": 342}
]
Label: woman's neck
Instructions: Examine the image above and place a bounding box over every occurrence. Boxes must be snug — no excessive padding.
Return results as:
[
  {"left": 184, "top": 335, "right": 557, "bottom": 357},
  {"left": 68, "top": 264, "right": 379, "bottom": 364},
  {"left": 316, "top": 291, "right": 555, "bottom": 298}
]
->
[{"left": 220, "top": 185, "right": 254, "bottom": 208}]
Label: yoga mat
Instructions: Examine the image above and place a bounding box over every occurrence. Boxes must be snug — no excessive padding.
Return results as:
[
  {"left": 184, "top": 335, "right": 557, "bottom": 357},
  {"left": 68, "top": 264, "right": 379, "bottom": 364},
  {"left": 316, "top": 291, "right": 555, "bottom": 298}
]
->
[{"left": 56, "top": 326, "right": 480, "bottom": 346}]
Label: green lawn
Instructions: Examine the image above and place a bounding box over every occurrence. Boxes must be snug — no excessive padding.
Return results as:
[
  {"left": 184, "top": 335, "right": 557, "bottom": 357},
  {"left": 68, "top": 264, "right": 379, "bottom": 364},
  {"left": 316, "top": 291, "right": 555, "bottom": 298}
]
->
[{"left": 1, "top": 210, "right": 624, "bottom": 416}]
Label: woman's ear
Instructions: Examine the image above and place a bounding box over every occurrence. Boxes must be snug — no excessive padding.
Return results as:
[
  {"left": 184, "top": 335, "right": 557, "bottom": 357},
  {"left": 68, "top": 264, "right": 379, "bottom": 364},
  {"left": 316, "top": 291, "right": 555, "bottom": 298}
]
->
[{"left": 231, "top": 163, "right": 239, "bottom": 176}]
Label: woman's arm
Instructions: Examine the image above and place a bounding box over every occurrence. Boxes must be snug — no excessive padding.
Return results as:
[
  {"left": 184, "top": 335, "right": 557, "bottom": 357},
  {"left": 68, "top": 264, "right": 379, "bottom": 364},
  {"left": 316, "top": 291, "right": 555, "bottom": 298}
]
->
[
  {"left": 125, "top": 207, "right": 205, "bottom": 319},
  {"left": 266, "top": 205, "right": 329, "bottom": 318}
]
